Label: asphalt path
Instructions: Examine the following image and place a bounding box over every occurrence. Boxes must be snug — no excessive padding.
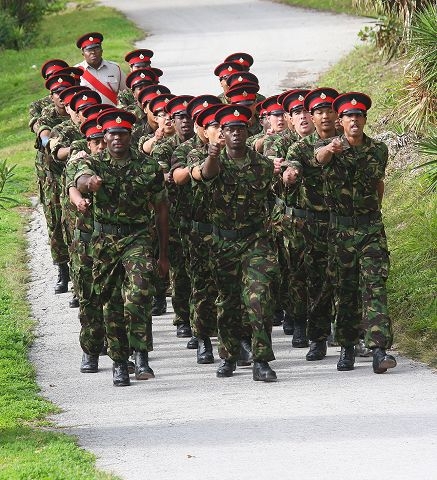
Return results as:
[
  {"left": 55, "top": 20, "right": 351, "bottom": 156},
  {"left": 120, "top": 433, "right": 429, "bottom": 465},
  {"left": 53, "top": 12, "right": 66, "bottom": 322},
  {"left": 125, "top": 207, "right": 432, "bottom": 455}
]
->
[{"left": 28, "top": 1, "right": 437, "bottom": 479}]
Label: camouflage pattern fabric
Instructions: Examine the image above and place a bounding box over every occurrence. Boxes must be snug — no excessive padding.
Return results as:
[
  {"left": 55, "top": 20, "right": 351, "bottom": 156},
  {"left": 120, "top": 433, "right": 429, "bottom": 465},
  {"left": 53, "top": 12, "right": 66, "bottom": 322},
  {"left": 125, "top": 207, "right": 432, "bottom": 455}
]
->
[
  {"left": 74, "top": 148, "right": 167, "bottom": 361},
  {"left": 264, "top": 128, "right": 298, "bottom": 160},
  {"left": 202, "top": 148, "right": 279, "bottom": 361},
  {"left": 312, "top": 133, "right": 393, "bottom": 348},
  {"left": 117, "top": 88, "right": 136, "bottom": 112}
]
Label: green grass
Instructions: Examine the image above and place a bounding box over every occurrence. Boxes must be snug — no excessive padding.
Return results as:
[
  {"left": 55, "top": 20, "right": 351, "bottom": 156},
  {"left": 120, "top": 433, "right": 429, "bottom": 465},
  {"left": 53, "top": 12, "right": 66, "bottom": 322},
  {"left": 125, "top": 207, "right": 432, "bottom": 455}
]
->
[
  {"left": 274, "top": 0, "right": 374, "bottom": 16},
  {"left": 0, "top": 1, "right": 141, "bottom": 478}
]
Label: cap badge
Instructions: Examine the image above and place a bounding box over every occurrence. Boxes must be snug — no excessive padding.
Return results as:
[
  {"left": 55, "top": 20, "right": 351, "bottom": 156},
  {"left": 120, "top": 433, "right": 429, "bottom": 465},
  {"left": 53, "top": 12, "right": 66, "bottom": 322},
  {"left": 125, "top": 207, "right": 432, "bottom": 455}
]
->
[
  {"left": 298, "top": 95, "right": 304, "bottom": 101},
  {"left": 139, "top": 53, "right": 144, "bottom": 59},
  {"left": 239, "top": 57, "right": 244, "bottom": 63},
  {"left": 57, "top": 77, "right": 63, "bottom": 83},
  {"left": 238, "top": 76, "right": 243, "bottom": 82},
  {"left": 351, "top": 98, "right": 357, "bottom": 105},
  {"left": 89, "top": 36, "right": 94, "bottom": 41},
  {"left": 164, "top": 98, "right": 169, "bottom": 103},
  {"left": 140, "top": 73, "right": 145, "bottom": 78},
  {"left": 227, "top": 66, "right": 233, "bottom": 72},
  {"left": 203, "top": 101, "right": 209, "bottom": 107},
  {"left": 115, "top": 116, "right": 122, "bottom": 124},
  {"left": 320, "top": 92, "right": 327, "bottom": 99},
  {"left": 82, "top": 95, "right": 88, "bottom": 101},
  {"left": 242, "top": 91, "right": 248, "bottom": 97},
  {"left": 183, "top": 101, "right": 188, "bottom": 107},
  {"left": 234, "top": 110, "right": 240, "bottom": 117},
  {"left": 96, "top": 124, "right": 102, "bottom": 130},
  {"left": 157, "top": 90, "right": 161, "bottom": 94}
]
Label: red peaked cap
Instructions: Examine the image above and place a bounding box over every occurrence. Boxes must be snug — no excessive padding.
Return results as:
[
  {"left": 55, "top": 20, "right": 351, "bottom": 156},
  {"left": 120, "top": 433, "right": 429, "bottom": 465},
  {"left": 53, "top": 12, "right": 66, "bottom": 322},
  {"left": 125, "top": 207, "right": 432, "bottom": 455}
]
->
[
  {"left": 226, "top": 72, "right": 259, "bottom": 88},
  {"left": 333, "top": 92, "right": 372, "bottom": 116},
  {"left": 165, "top": 95, "right": 195, "bottom": 116},
  {"left": 255, "top": 100, "right": 268, "bottom": 118},
  {"left": 226, "top": 83, "right": 259, "bottom": 104},
  {"left": 70, "top": 90, "right": 102, "bottom": 112},
  {"left": 76, "top": 32, "right": 103, "bottom": 50},
  {"left": 126, "top": 68, "right": 158, "bottom": 89},
  {"left": 303, "top": 87, "right": 339, "bottom": 113},
  {"left": 138, "top": 84, "right": 171, "bottom": 107},
  {"left": 125, "top": 49, "right": 154, "bottom": 66},
  {"left": 186, "top": 95, "right": 222, "bottom": 119},
  {"left": 80, "top": 118, "right": 104, "bottom": 139},
  {"left": 82, "top": 103, "right": 115, "bottom": 121},
  {"left": 282, "top": 89, "right": 310, "bottom": 113},
  {"left": 196, "top": 104, "right": 225, "bottom": 128},
  {"left": 41, "top": 59, "right": 69, "bottom": 79},
  {"left": 261, "top": 95, "right": 285, "bottom": 115},
  {"left": 97, "top": 108, "right": 136, "bottom": 132},
  {"left": 214, "top": 61, "right": 245, "bottom": 78},
  {"left": 148, "top": 94, "right": 176, "bottom": 114},
  {"left": 215, "top": 104, "right": 252, "bottom": 126},
  {"left": 59, "top": 86, "right": 91, "bottom": 106},
  {"left": 44, "top": 74, "right": 77, "bottom": 93},
  {"left": 224, "top": 52, "right": 254, "bottom": 70}
]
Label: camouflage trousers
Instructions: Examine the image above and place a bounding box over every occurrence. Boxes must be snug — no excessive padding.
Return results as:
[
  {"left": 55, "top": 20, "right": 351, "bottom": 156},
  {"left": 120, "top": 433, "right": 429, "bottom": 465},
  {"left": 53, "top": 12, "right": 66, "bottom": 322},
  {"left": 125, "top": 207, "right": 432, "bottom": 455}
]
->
[
  {"left": 35, "top": 150, "right": 46, "bottom": 210},
  {"left": 318, "top": 222, "right": 393, "bottom": 348},
  {"left": 169, "top": 218, "right": 191, "bottom": 326},
  {"left": 210, "top": 233, "right": 279, "bottom": 362},
  {"left": 42, "top": 170, "right": 69, "bottom": 265},
  {"left": 283, "top": 214, "right": 334, "bottom": 341},
  {"left": 274, "top": 232, "right": 293, "bottom": 315},
  {"left": 69, "top": 231, "right": 105, "bottom": 355},
  {"left": 187, "top": 227, "right": 218, "bottom": 338},
  {"left": 91, "top": 231, "right": 156, "bottom": 362}
]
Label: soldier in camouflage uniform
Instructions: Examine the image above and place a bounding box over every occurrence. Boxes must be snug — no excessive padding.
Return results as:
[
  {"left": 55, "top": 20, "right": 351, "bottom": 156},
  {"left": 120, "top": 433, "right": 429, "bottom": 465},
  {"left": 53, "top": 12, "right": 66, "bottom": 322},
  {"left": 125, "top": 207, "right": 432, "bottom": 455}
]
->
[
  {"left": 282, "top": 88, "right": 340, "bottom": 359},
  {"left": 311, "top": 92, "right": 396, "bottom": 374},
  {"left": 151, "top": 95, "right": 195, "bottom": 338},
  {"left": 192, "top": 104, "right": 279, "bottom": 382},
  {"left": 35, "top": 74, "right": 80, "bottom": 294},
  {"left": 75, "top": 109, "right": 169, "bottom": 387},
  {"left": 65, "top": 118, "right": 106, "bottom": 373},
  {"left": 171, "top": 96, "right": 223, "bottom": 360}
]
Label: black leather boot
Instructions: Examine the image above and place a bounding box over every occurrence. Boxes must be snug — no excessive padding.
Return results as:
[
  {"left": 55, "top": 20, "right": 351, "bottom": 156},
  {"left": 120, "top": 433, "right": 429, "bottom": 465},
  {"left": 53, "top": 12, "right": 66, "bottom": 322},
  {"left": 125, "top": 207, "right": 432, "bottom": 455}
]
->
[
  {"left": 372, "top": 347, "right": 397, "bottom": 374},
  {"left": 134, "top": 350, "right": 155, "bottom": 380},
  {"left": 216, "top": 359, "right": 236, "bottom": 377},
  {"left": 337, "top": 346, "right": 355, "bottom": 371},
  {"left": 80, "top": 352, "right": 99, "bottom": 373},
  {"left": 54, "top": 263, "right": 69, "bottom": 294},
  {"left": 282, "top": 312, "right": 294, "bottom": 335},
  {"left": 292, "top": 317, "right": 308, "bottom": 348},
  {"left": 197, "top": 337, "right": 214, "bottom": 364},
  {"left": 272, "top": 309, "right": 284, "bottom": 326},
  {"left": 151, "top": 294, "right": 167, "bottom": 316},
  {"left": 237, "top": 337, "right": 253, "bottom": 366},
  {"left": 306, "top": 340, "right": 327, "bottom": 361},
  {"left": 186, "top": 336, "right": 199, "bottom": 349},
  {"left": 69, "top": 294, "right": 79, "bottom": 308},
  {"left": 176, "top": 322, "right": 192, "bottom": 338},
  {"left": 112, "top": 361, "right": 130, "bottom": 386},
  {"left": 253, "top": 361, "right": 277, "bottom": 382}
]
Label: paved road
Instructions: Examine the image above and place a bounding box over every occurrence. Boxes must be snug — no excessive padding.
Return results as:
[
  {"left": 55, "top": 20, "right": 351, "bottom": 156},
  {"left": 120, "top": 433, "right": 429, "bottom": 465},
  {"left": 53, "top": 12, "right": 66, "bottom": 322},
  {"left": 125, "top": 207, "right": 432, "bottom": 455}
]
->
[{"left": 28, "top": 1, "right": 437, "bottom": 479}]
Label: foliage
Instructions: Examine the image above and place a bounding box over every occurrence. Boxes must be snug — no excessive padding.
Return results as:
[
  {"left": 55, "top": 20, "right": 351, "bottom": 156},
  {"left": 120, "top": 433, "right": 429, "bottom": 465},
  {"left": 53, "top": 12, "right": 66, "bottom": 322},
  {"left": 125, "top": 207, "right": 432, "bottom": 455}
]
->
[
  {"left": 414, "top": 136, "right": 437, "bottom": 192},
  {"left": 399, "top": 3, "right": 437, "bottom": 134},
  {"left": 0, "top": 160, "right": 19, "bottom": 209},
  {"left": 274, "top": 0, "right": 373, "bottom": 16}
]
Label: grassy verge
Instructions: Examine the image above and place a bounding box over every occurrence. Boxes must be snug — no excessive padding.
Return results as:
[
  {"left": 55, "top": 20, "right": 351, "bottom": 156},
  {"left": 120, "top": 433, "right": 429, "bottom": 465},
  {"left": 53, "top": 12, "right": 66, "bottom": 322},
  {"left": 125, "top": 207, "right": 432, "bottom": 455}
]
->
[
  {"left": 274, "top": 0, "right": 375, "bottom": 16},
  {"left": 0, "top": 2, "right": 141, "bottom": 478}
]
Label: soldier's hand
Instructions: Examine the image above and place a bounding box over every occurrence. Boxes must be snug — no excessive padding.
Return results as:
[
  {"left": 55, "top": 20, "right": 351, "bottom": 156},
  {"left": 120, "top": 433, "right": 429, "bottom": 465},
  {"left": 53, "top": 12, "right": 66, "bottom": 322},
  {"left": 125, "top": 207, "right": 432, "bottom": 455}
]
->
[
  {"left": 154, "top": 127, "right": 164, "bottom": 140},
  {"left": 208, "top": 142, "right": 221, "bottom": 159},
  {"left": 76, "top": 198, "right": 91, "bottom": 213},
  {"left": 283, "top": 166, "right": 300, "bottom": 184},
  {"left": 329, "top": 137, "right": 344, "bottom": 153},
  {"left": 87, "top": 175, "right": 102, "bottom": 192},
  {"left": 273, "top": 157, "right": 283, "bottom": 175}
]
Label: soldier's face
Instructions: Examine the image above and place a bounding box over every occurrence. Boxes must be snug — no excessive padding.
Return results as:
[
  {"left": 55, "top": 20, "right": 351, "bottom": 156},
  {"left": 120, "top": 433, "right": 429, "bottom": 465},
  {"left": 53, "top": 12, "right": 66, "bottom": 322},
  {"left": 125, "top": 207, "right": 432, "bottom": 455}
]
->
[
  {"left": 155, "top": 111, "right": 174, "bottom": 134},
  {"left": 104, "top": 130, "right": 131, "bottom": 157},
  {"left": 268, "top": 112, "right": 286, "bottom": 133},
  {"left": 205, "top": 124, "right": 225, "bottom": 146},
  {"left": 291, "top": 108, "right": 314, "bottom": 138},
  {"left": 82, "top": 45, "right": 103, "bottom": 67},
  {"left": 311, "top": 107, "right": 337, "bottom": 134},
  {"left": 339, "top": 113, "right": 366, "bottom": 139},
  {"left": 88, "top": 137, "right": 106, "bottom": 154},
  {"left": 173, "top": 113, "right": 194, "bottom": 139},
  {"left": 222, "top": 124, "right": 248, "bottom": 149},
  {"left": 51, "top": 92, "right": 65, "bottom": 110}
]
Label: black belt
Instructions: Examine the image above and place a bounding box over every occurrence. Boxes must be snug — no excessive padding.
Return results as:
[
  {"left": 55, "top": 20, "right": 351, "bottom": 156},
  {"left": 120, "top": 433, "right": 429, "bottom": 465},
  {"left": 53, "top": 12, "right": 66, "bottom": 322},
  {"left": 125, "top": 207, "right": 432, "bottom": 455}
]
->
[
  {"left": 73, "top": 229, "right": 92, "bottom": 243},
  {"left": 212, "top": 223, "right": 262, "bottom": 240},
  {"left": 94, "top": 221, "right": 147, "bottom": 236},
  {"left": 329, "top": 211, "right": 382, "bottom": 227},
  {"left": 191, "top": 220, "right": 212, "bottom": 234},
  {"left": 285, "top": 206, "right": 329, "bottom": 221}
]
